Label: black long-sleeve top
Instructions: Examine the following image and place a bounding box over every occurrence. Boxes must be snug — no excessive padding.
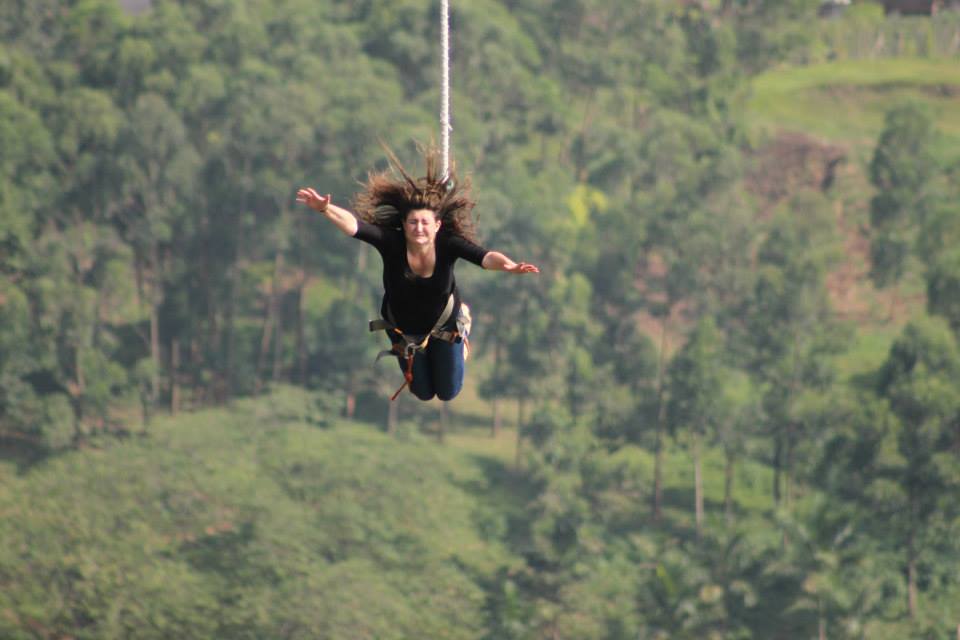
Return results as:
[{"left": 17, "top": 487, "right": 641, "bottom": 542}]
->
[{"left": 353, "top": 220, "right": 488, "bottom": 334}]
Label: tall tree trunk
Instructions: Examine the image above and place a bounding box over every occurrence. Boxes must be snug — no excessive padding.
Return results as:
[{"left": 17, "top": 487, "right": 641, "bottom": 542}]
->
[
  {"left": 255, "top": 309, "right": 273, "bottom": 393},
  {"left": 296, "top": 213, "right": 308, "bottom": 385},
  {"left": 149, "top": 243, "right": 162, "bottom": 406},
  {"left": 818, "top": 597, "right": 826, "bottom": 640},
  {"left": 190, "top": 339, "right": 202, "bottom": 407},
  {"left": 652, "top": 316, "right": 669, "bottom": 522},
  {"left": 907, "top": 521, "right": 918, "bottom": 618},
  {"left": 515, "top": 398, "right": 527, "bottom": 470},
  {"left": 206, "top": 305, "right": 221, "bottom": 403},
  {"left": 223, "top": 159, "right": 251, "bottom": 401},
  {"left": 271, "top": 251, "right": 285, "bottom": 383},
  {"left": 775, "top": 433, "right": 790, "bottom": 548},
  {"left": 72, "top": 345, "right": 86, "bottom": 443},
  {"left": 150, "top": 302, "right": 160, "bottom": 405},
  {"left": 72, "top": 243, "right": 87, "bottom": 440},
  {"left": 491, "top": 328, "right": 502, "bottom": 438},
  {"left": 773, "top": 434, "right": 783, "bottom": 506},
  {"left": 693, "top": 429, "right": 704, "bottom": 540},
  {"left": 515, "top": 428, "right": 524, "bottom": 471},
  {"left": 170, "top": 338, "right": 180, "bottom": 415},
  {"left": 724, "top": 447, "right": 735, "bottom": 526},
  {"left": 198, "top": 194, "right": 214, "bottom": 402},
  {"left": 133, "top": 248, "right": 154, "bottom": 422},
  {"left": 140, "top": 392, "right": 152, "bottom": 430},
  {"left": 573, "top": 89, "right": 597, "bottom": 182},
  {"left": 785, "top": 424, "right": 796, "bottom": 511},
  {"left": 296, "top": 280, "right": 307, "bottom": 385},
  {"left": 223, "top": 270, "right": 236, "bottom": 404}
]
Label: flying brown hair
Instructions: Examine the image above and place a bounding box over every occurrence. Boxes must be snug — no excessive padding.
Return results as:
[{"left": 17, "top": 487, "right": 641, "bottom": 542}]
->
[{"left": 353, "top": 144, "right": 478, "bottom": 243}]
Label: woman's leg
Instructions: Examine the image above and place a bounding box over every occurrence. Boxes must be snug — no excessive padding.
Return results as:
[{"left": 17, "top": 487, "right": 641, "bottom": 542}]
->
[
  {"left": 388, "top": 332, "right": 436, "bottom": 400},
  {"left": 407, "top": 350, "right": 437, "bottom": 400},
  {"left": 426, "top": 338, "right": 466, "bottom": 401}
]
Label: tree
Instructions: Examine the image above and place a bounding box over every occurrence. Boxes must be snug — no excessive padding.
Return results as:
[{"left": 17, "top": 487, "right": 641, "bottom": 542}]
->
[
  {"left": 630, "top": 107, "right": 743, "bottom": 521},
  {"left": 115, "top": 93, "right": 200, "bottom": 407},
  {"left": 737, "top": 190, "right": 843, "bottom": 512},
  {"left": 867, "top": 100, "right": 940, "bottom": 287},
  {"left": 927, "top": 248, "right": 960, "bottom": 335},
  {"left": 0, "top": 90, "right": 55, "bottom": 272},
  {"left": 667, "top": 317, "right": 726, "bottom": 539},
  {"left": 715, "top": 370, "right": 758, "bottom": 526},
  {"left": 874, "top": 317, "right": 960, "bottom": 620}
]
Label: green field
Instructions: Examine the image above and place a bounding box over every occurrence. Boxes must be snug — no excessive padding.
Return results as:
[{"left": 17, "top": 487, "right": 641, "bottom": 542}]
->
[{"left": 748, "top": 58, "right": 960, "bottom": 155}]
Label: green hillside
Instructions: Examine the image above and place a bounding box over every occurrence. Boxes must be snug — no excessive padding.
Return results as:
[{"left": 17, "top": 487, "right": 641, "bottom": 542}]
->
[
  {"left": 0, "top": 386, "right": 817, "bottom": 639},
  {"left": 748, "top": 58, "right": 960, "bottom": 154},
  {"left": 7, "top": 384, "right": 954, "bottom": 639},
  {"left": 0, "top": 387, "right": 520, "bottom": 639},
  {"left": 746, "top": 57, "right": 959, "bottom": 373}
]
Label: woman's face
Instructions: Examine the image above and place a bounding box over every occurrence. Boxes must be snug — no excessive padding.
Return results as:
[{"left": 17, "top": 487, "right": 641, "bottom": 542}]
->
[{"left": 403, "top": 208, "right": 441, "bottom": 247}]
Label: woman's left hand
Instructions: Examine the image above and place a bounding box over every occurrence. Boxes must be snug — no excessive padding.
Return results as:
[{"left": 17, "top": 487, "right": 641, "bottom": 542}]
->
[
  {"left": 506, "top": 262, "right": 540, "bottom": 274},
  {"left": 481, "top": 251, "right": 540, "bottom": 274}
]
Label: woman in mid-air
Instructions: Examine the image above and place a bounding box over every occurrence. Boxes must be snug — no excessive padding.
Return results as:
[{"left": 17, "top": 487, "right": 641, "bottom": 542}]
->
[{"left": 296, "top": 149, "right": 539, "bottom": 402}]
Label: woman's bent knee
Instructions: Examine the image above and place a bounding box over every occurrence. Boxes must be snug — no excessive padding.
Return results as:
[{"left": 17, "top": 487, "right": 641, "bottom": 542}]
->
[
  {"left": 435, "top": 380, "right": 463, "bottom": 401},
  {"left": 410, "top": 382, "right": 436, "bottom": 401}
]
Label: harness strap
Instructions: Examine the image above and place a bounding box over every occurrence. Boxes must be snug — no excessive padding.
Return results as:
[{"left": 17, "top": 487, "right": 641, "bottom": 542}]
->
[
  {"left": 371, "top": 294, "right": 458, "bottom": 400},
  {"left": 370, "top": 294, "right": 457, "bottom": 342}
]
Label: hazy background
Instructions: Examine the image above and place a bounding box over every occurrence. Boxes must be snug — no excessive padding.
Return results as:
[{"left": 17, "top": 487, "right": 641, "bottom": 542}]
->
[{"left": 1, "top": 1, "right": 959, "bottom": 638}]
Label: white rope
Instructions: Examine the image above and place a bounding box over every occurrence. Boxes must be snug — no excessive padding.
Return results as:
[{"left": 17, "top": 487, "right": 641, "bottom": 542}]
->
[{"left": 440, "top": 0, "right": 451, "bottom": 180}]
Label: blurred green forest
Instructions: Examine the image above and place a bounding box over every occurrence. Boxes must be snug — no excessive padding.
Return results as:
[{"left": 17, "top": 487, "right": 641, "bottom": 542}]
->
[{"left": 1, "top": 0, "right": 960, "bottom": 638}]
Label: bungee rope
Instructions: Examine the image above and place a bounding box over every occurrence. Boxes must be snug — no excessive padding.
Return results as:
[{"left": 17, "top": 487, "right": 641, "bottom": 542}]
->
[
  {"left": 440, "top": 0, "right": 452, "bottom": 182},
  {"left": 374, "top": 1, "right": 458, "bottom": 402}
]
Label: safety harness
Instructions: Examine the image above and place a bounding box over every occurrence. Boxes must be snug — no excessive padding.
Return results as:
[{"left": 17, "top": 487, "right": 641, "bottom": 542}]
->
[{"left": 369, "top": 294, "right": 461, "bottom": 400}]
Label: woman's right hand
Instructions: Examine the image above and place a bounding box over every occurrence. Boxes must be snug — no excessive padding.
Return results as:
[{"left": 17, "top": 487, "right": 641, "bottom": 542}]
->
[
  {"left": 297, "top": 188, "right": 359, "bottom": 237},
  {"left": 296, "top": 188, "right": 330, "bottom": 213}
]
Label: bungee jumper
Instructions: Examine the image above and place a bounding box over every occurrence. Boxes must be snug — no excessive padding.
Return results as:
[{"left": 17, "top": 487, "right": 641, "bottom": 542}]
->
[
  {"left": 296, "top": 1, "right": 537, "bottom": 401},
  {"left": 296, "top": 0, "right": 537, "bottom": 402},
  {"left": 296, "top": 152, "right": 539, "bottom": 401}
]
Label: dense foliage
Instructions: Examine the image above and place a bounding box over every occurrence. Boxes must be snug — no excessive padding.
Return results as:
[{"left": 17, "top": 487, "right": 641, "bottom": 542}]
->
[
  {"left": 1, "top": 0, "right": 959, "bottom": 638},
  {"left": 0, "top": 388, "right": 513, "bottom": 639}
]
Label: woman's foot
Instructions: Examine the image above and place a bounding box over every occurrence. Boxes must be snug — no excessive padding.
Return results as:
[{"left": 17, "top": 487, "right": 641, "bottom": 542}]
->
[{"left": 458, "top": 303, "right": 472, "bottom": 361}]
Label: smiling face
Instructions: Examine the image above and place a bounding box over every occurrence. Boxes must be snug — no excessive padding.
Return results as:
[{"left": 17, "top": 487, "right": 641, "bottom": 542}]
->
[{"left": 403, "top": 208, "right": 442, "bottom": 248}]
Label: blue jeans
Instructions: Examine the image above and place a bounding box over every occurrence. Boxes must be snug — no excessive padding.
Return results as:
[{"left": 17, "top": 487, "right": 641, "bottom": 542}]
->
[{"left": 388, "top": 333, "right": 465, "bottom": 401}]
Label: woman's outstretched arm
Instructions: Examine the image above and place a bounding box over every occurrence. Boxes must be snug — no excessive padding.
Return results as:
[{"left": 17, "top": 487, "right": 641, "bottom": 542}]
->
[
  {"left": 296, "top": 188, "right": 359, "bottom": 237},
  {"left": 481, "top": 251, "right": 540, "bottom": 274}
]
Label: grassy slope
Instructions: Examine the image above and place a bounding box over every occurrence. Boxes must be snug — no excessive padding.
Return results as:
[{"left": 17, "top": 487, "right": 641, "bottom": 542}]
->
[
  {"left": 0, "top": 387, "right": 519, "bottom": 640},
  {"left": 3, "top": 383, "right": 948, "bottom": 638},
  {"left": 748, "top": 58, "right": 960, "bottom": 155},
  {"left": 0, "top": 382, "right": 788, "bottom": 637}
]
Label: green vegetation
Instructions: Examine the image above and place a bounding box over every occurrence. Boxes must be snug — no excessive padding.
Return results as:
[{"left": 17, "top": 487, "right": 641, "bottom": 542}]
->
[
  {"left": 748, "top": 58, "right": 960, "bottom": 148},
  {"left": 1, "top": 0, "right": 959, "bottom": 637},
  {"left": 0, "top": 387, "right": 512, "bottom": 639}
]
